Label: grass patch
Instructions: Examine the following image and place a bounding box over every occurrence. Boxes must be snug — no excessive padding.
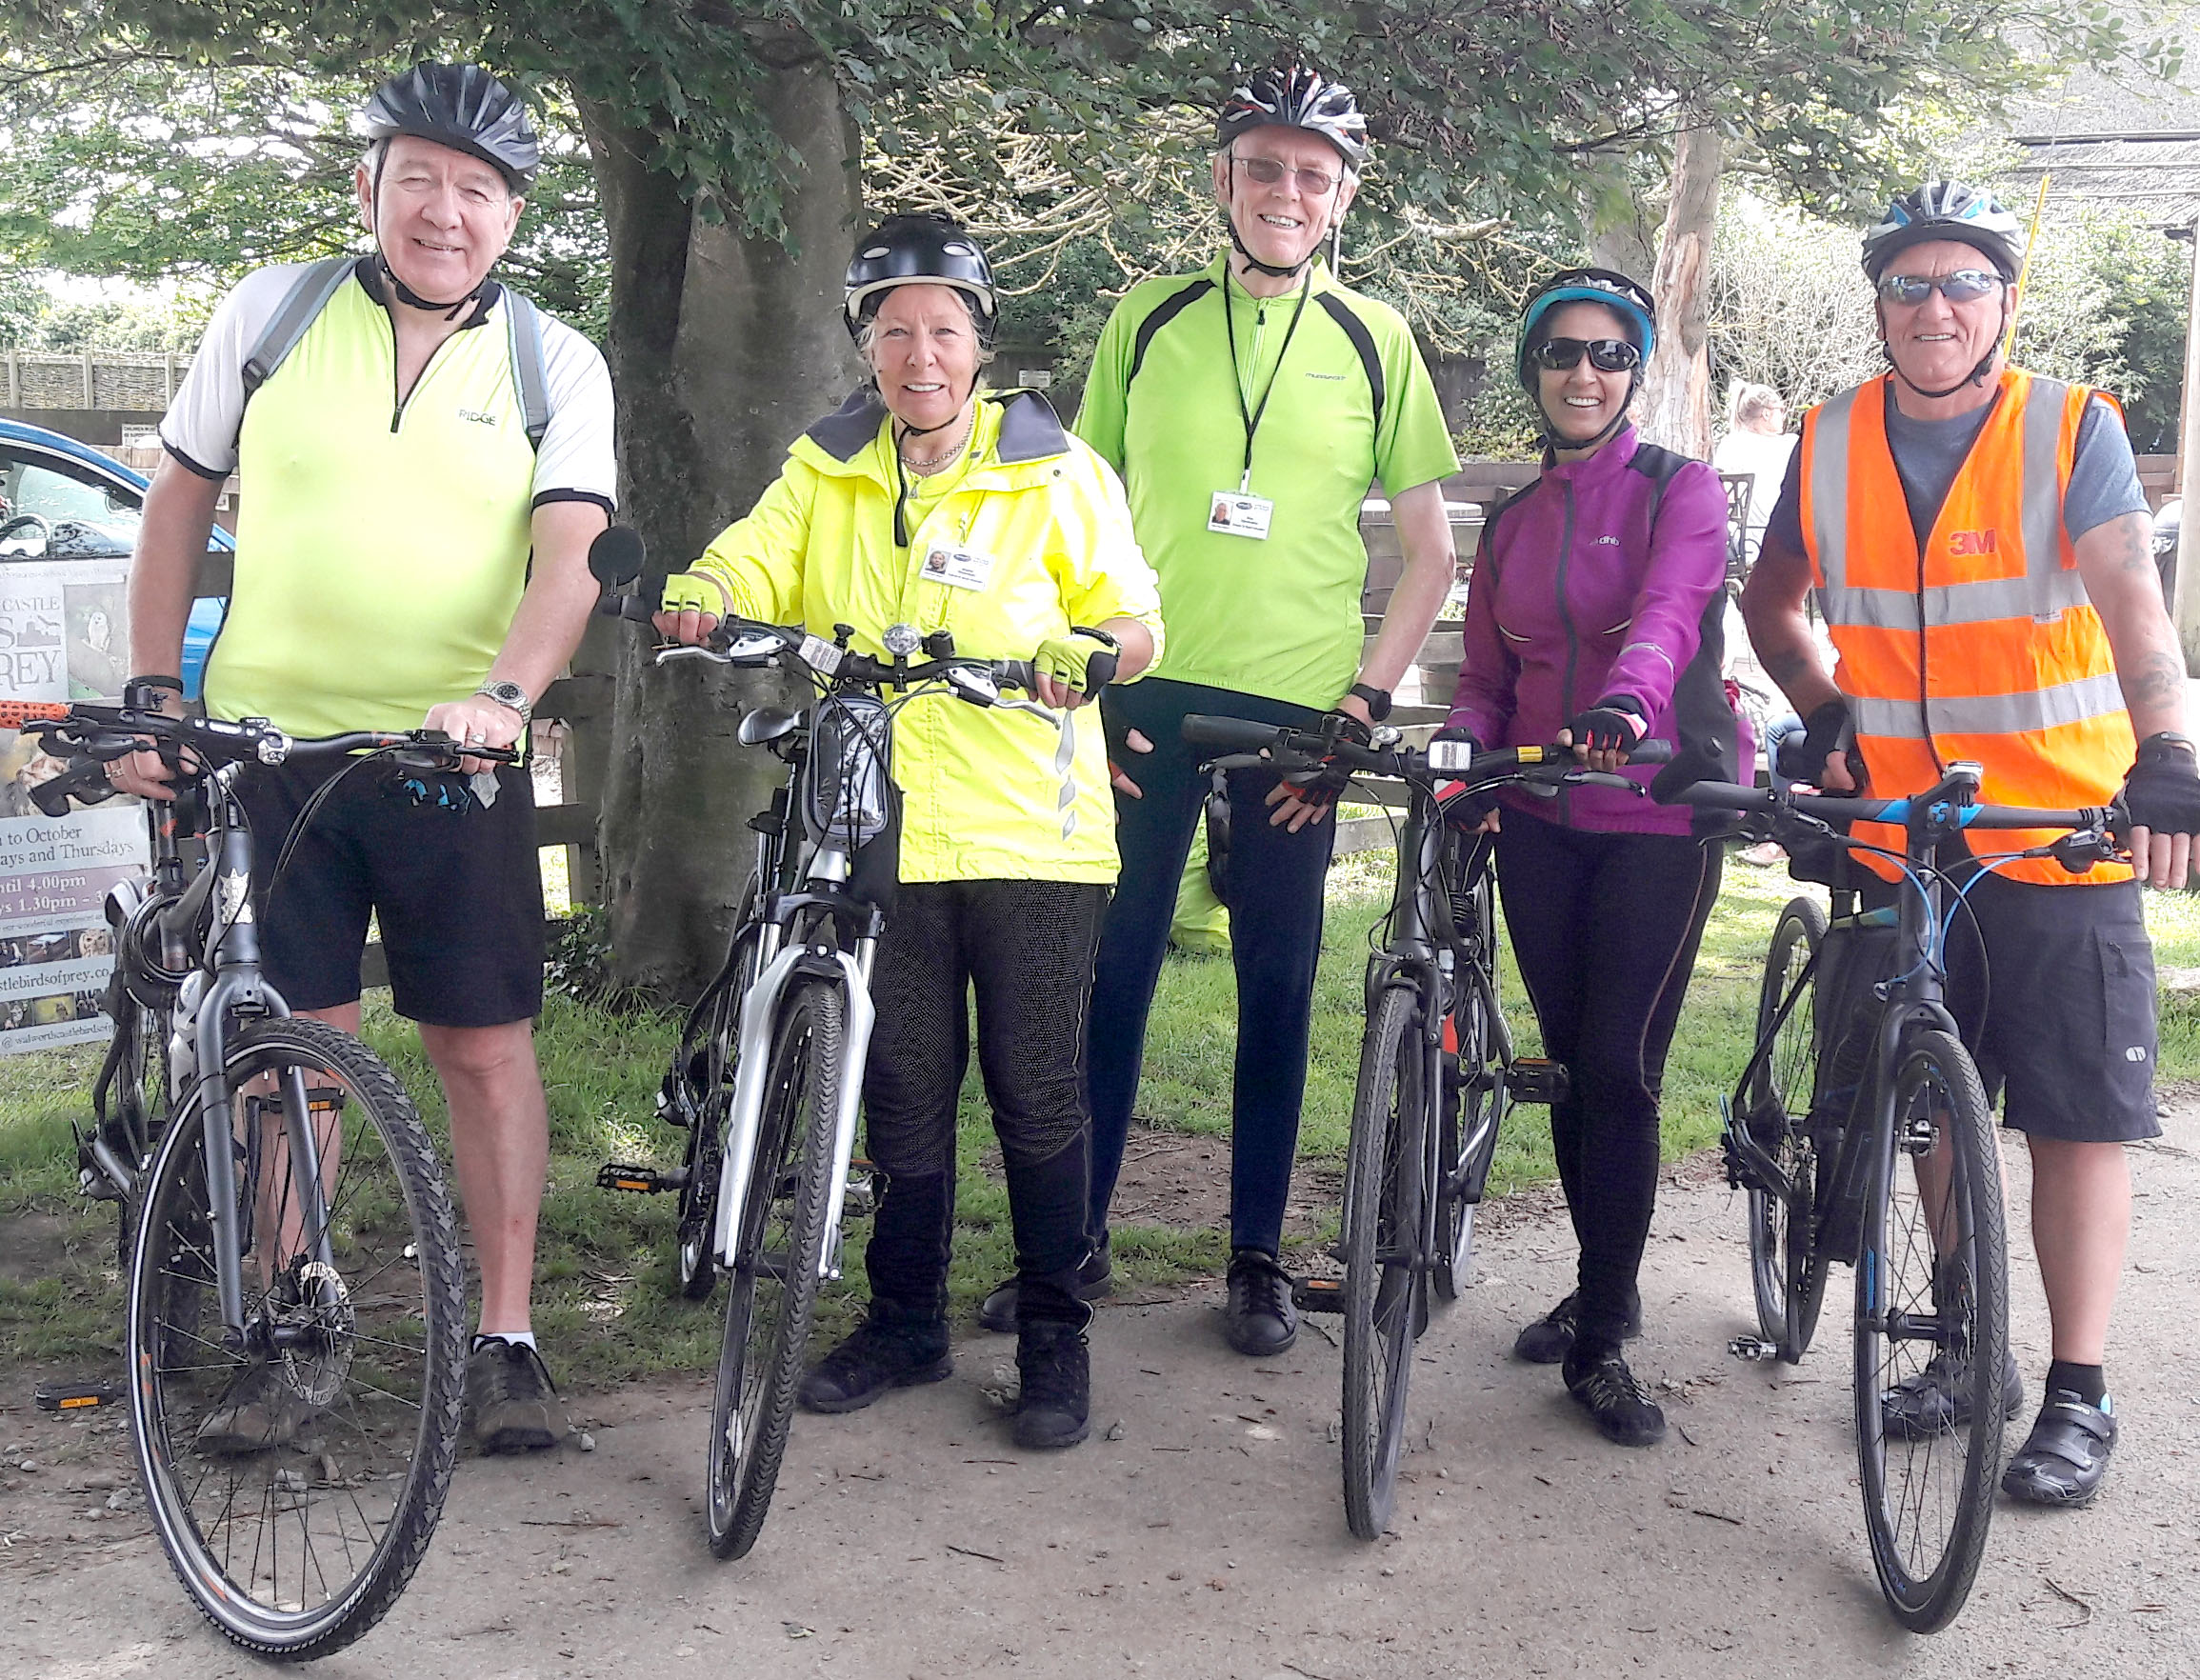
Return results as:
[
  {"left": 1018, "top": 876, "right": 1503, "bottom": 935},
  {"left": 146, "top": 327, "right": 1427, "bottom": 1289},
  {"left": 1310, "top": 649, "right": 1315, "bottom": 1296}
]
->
[{"left": 10, "top": 862, "right": 2200, "bottom": 1388}]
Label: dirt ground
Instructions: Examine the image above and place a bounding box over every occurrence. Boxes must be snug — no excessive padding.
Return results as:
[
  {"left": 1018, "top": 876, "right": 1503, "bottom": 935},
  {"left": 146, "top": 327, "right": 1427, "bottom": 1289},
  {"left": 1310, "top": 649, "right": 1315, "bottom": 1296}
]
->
[{"left": 6, "top": 1110, "right": 2197, "bottom": 1680}]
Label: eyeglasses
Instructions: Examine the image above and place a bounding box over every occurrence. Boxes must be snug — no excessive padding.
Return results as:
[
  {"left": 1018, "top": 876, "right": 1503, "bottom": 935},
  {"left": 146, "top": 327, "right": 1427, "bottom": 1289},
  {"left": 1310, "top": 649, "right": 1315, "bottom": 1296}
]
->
[
  {"left": 1874, "top": 268, "right": 2004, "bottom": 307},
  {"left": 1530, "top": 337, "right": 1642, "bottom": 372},
  {"left": 1233, "top": 153, "right": 1342, "bottom": 198}
]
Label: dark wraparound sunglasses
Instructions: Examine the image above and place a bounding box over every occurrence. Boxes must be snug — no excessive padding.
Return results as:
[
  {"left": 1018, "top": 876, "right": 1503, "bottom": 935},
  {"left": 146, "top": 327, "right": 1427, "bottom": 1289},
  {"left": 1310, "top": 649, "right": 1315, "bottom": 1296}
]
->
[
  {"left": 1874, "top": 268, "right": 2005, "bottom": 306},
  {"left": 1530, "top": 337, "right": 1642, "bottom": 372}
]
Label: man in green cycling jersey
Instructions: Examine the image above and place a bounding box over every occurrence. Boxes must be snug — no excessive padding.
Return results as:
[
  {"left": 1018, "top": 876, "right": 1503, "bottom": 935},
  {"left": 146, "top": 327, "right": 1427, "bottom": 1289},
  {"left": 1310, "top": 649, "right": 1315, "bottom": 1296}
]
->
[
  {"left": 978, "top": 63, "right": 1460, "bottom": 1354},
  {"left": 117, "top": 64, "right": 615, "bottom": 1454}
]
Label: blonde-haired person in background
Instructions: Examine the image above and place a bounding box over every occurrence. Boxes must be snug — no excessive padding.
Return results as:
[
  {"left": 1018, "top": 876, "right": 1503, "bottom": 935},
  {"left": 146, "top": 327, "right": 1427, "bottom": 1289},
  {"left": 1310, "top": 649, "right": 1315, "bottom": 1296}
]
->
[{"left": 1712, "top": 382, "right": 1796, "bottom": 566}]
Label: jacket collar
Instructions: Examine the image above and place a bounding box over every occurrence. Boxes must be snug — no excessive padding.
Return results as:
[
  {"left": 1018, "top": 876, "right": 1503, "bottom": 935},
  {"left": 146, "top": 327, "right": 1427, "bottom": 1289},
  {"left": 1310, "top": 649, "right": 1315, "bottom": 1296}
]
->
[
  {"left": 1540, "top": 423, "right": 1640, "bottom": 485},
  {"left": 800, "top": 387, "right": 1072, "bottom": 476}
]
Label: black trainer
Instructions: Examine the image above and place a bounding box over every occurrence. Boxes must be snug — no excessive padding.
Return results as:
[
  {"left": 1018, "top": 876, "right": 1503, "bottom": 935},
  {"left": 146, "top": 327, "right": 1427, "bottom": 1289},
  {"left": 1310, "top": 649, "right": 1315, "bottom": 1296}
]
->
[
  {"left": 1012, "top": 1317, "right": 1090, "bottom": 1450},
  {"left": 1512, "top": 1290, "right": 1643, "bottom": 1365},
  {"left": 1224, "top": 1248, "right": 1298, "bottom": 1356},
  {"left": 796, "top": 1299, "right": 951, "bottom": 1414},
  {"left": 976, "top": 1238, "right": 1113, "bottom": 1334},
  {"left": 466, "top": 1338, "right": 565, "bottom": 1453},
  {"left": 2001, "top": 1391, "right": 2117, "bottom": 1506},
  {"left": 1881, "top": 1348, "right": 2025, "bottom": 1440},
  {"left": 1563, "top": 1345, "right": 1666, "bottom": 1448}
]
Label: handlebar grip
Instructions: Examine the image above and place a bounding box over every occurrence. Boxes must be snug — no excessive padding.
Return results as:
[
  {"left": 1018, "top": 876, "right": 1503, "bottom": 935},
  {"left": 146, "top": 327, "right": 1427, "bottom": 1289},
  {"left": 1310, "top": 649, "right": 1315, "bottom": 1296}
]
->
[
  {"left": 993, "top": 659, "right": 1037, "bottom": 692},
  {"left": 600, "top": 572, "right": 667, "bottom": 625},
  {"left": 1624, "top": 739, "right": 1674, "bottom": 766},
  {"left": 1182, "top": 713, "right": 1286, "bottom": 752},
  {"left": 30, "top": 757, "right": 118, "bottom": 817},
  {"left": 0, "top": 700, "right": 71, "bottom": 730}
]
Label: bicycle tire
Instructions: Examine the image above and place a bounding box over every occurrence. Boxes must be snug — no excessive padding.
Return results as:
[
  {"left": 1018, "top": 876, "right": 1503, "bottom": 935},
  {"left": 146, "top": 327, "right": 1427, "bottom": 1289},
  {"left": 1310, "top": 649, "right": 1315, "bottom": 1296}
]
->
[
  {"left": 1854, "top": 1027, "right": 2007, "bottom": 1633},
  {"left": 705, "top": 976, "right": 843, "bottom": 1559},
  {"left": 128, "top": 1017, "right": 466, "bottom": 1659},
  {"left": 674, "top": 979, "right": 743, "bottom": 1301},
  {"left": 1431, "top": 878, "right": 1507, "bottom": 1304},
  {"left": 1743, "top": 896, "right": 1829, "bottom": 1361},
  {"left": 109, "top": 998, "right": 173, "bottom": 1269},
  {"left": 1341, "top": 982, "right": 1428, "bottom": 1540}
]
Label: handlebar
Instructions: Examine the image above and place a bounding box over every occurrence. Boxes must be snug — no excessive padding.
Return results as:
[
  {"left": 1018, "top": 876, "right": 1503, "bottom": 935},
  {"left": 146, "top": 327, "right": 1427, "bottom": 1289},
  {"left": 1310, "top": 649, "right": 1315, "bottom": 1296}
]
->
[
  {"left": 4, "top": 702, "right": 517, "bottom": 779},
  {"left": 1658, "top": 776, "right": 2126, "bottom": 871},
  {"left": 1181, "top": 713, "right": 1674, "bottom": 790}
]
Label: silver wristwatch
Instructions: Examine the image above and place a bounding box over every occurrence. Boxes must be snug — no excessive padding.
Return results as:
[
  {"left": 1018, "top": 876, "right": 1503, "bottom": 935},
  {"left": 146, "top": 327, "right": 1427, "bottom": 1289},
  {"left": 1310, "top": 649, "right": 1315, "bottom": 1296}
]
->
[{"left": 474, "top": 680, "right": 533, "bottom": 727}]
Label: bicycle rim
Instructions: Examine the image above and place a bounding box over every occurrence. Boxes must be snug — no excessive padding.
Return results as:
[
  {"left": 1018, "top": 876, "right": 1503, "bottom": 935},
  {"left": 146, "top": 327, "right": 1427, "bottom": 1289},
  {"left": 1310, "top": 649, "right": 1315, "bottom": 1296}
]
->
[
  {"left": 706, "top": 977, "right": 842, "bottom": 1559},
  {"left": 675, "top": 984, "right": 740, "bottom": 1302},
  {"left": 1854, "top": 1028, "right": 2007, "bottom": 1632},
  {"left": 111, "top": 1001, "right": 173, "bottom": 1269},
  {"left": 129, "top": 1018, "right": 466, "bottom": 1658},
  {"left": 1744, "top": 898, "right": 1826, "bottom": 1359},
  {"left": 1342, "top": 984, "right": 1427, "bottom": 1540}
]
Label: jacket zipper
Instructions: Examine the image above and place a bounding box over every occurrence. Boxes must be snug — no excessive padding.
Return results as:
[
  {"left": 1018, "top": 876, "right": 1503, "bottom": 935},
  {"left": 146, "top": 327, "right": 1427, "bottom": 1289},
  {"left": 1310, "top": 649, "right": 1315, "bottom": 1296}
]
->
[{"left": 1555, "top": 480, "right": 1580, "bottom": 827}]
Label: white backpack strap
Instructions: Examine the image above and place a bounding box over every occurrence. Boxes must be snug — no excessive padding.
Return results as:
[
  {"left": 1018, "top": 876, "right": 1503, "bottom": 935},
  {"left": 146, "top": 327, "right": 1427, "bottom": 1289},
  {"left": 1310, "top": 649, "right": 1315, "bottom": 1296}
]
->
[{"left": 503, "top": 290, "right": 550, "bottom": 452}]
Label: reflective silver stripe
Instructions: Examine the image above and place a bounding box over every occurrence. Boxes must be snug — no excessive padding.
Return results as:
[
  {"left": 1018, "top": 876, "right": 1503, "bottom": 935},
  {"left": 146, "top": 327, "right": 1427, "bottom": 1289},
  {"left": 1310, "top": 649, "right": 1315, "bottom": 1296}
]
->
[
  {"left": 2019, "top": 375, "right": 2069, "bottom": 585},
  {"left": 1807, "top": 386, "right": 1857, "bottom": 593},
  {"left": 1854, "top": 670, "right": 2125, "bottom": 739},
  {"left": 1820, "top": 568, "right": 2091, "bottom": 630}
]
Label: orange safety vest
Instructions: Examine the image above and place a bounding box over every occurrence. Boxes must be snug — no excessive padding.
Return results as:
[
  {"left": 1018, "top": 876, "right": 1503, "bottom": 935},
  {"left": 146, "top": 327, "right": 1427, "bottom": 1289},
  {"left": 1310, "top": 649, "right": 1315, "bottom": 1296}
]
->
[{"left": 1797, "top": 370, "right": 2133, "bottom": 886}]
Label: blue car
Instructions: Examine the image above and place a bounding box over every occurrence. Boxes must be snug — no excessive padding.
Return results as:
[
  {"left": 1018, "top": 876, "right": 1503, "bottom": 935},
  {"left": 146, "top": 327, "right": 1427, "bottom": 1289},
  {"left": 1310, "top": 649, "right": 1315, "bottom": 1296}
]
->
[{"left": 0, "top": 416, "right": 230, "bottom": 697}]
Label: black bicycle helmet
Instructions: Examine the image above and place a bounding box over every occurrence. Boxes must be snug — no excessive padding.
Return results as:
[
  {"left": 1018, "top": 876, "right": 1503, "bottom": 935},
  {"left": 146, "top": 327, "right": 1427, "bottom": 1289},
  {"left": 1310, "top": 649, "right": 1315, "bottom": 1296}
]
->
[
  {"left": 1860, "top": 181, "right": 2024, "bottom": 280},
  {"left": 1216, "top": 64, "right": 1369, "bottom": 171},
  {"left": 362, "top": 63, "right": 540, "bottom": 192},
  {"left": 843, "top": 214, "right": 1000, "bottom": 347}
]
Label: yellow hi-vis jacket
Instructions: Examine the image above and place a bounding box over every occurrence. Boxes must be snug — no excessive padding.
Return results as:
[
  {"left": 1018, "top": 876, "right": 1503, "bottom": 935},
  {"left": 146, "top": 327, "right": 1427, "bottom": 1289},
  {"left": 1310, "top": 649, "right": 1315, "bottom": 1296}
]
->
[
  {"left": 690, "top": 388, "right": 1165, "bottom": 884},
  {"left": 1798, "top": 369, "right": 2133, "bottom": 885}
]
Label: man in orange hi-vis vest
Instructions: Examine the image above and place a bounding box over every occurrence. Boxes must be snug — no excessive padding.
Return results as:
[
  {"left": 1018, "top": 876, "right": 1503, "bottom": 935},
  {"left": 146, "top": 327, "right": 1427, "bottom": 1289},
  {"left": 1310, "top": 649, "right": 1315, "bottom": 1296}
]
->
[{"left": 1741, "top": 181, "right": 2200, "bottom": 1510}]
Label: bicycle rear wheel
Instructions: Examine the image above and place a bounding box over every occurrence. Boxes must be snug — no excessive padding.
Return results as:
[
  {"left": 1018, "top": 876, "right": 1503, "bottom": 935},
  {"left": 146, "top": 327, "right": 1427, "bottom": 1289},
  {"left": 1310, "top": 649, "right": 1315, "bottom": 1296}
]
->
[
  {"left": 128, "top": 1017, "right": 466, "bottom": 1659},
  {"left": 1431, "top": 879, "right": 1507, "bottom": 1304},
  {"left": 1341, "top": 982, "right": 1429, "bottom": 1540},
  {"left": 672, "top": 976, "right": 743, "bottom": 1301},
  {"left": 705, "top": 976, "right": 843, "bottom": 1559},
  {"left": 1855, "top": 1027, "right": 2007, "bottom": 1633},
  {"left": 1743, "top": 896, "right": 1829, "bottom": 1360}
]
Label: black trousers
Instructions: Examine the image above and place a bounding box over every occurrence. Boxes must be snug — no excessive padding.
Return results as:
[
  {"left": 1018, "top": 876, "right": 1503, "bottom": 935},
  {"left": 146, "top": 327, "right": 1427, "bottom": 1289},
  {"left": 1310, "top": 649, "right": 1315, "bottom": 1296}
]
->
[
  {"left": 1493, "top": 810, "right": 1723, "bottom": 1350},
  {"left": 861, "top": 878, "right": 1110, "bottom": 1323}
]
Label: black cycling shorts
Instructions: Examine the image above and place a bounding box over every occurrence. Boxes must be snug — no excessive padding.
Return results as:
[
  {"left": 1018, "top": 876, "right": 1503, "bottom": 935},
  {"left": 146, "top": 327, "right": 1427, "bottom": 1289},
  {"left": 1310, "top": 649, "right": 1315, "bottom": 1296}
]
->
[
  {"left": 236, "top": 757, "right": 544, "bottom": 1028},
  {"left": 1865, "top": 866, "right": 2160, "bottom": 1143}
]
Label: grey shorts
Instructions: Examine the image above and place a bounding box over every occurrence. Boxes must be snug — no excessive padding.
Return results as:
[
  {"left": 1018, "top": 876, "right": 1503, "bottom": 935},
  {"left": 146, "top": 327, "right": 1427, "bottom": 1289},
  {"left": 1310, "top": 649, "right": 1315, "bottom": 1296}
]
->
[{"left": 1865, "top": 864, "right": 2160, "bottom": 1143}]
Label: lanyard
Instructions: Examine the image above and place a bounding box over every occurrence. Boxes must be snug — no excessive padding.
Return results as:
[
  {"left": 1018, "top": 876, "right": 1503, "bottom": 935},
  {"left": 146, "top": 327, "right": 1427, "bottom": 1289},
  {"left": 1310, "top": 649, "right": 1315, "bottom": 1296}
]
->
[{"left": 1222, "top": 269, "right": 1313, "bottom": 493}]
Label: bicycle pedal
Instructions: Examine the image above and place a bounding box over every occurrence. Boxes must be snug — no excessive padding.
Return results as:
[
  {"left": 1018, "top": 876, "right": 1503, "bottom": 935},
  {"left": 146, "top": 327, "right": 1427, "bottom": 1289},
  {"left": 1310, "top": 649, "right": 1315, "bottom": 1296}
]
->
[
  {"left": 35, "top": 1377, "right": 126, "bottom": 1412},
  {"left": 1507, "top": 1057, "right": 1570, "bottom": 1105},
  {"left": 1292, "top": 1276, "right": 1347, "bottom": 1314},
  {"left": 1728, "top": 1335, "right": 1780, "bottom": 1362},
  {"left": 596, "top": 1161, "right": 686, "bottom": 1194}
]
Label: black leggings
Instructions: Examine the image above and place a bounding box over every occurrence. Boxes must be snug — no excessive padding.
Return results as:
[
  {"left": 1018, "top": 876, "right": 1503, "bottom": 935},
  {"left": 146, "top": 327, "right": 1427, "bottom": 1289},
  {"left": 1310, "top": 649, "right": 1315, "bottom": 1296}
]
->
[
  {"left": 1493, "top": 810, "right": 1722, "bottom": 1350},
  {"left": 861, "top": 878, "right": 1110, "bottom": 1323}
]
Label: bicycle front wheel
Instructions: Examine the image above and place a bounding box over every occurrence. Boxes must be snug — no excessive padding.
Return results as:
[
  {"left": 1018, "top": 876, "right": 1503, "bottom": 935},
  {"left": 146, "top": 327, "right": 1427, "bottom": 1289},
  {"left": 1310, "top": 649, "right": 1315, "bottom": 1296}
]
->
[
  {"left": 1854, "top": 1027, "right": 2007, "bottom": 1633},
  {"left": 128, "top": 1017, "right": 466, "bottom": 1659},
  {"left": 1341, "top": 982, "right": 1429, "bottom": 1541},
  {"left": 705, "top": 976, "right": 843, "bottom": 1559},
  {"left": 1745, "top": 896, "right": 1828, "bottom": 1360}
]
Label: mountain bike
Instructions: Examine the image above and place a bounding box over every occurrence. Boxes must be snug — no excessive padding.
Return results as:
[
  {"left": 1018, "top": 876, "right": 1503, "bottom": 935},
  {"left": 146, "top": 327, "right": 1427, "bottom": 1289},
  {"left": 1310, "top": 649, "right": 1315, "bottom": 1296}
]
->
[
  {"left": 589, "top": 542, "right": 1084, "bottom": 1559},
  {"left": 1179, "top": 713, "right": 1668, "bottom": 1540},
  {"left": 1664, "top": 760, "right": 2125, "bottom": 1632},
  {"left": 0, "top": 697, "right": 493, "bottom": 1658}
]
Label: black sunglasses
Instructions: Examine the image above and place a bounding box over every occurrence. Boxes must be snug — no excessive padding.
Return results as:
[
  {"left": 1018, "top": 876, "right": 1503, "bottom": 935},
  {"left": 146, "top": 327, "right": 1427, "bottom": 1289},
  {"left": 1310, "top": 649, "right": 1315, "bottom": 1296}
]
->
[
  {"left": 1874, "top": 268, "right": 2005, "bottom": 307},
  {"left": 1530, "top": 337, "right": 1642, "bottom": 372}
]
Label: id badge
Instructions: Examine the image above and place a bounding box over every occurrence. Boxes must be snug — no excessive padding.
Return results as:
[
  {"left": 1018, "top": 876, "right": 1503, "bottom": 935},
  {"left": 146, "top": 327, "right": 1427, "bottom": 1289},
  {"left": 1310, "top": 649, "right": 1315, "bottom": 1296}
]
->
[
  {"left": 920, "top": 541, "right": 997, "bottom": 591},
  {"left": 1207, "top": 490, "right": 1273, "bottom": 540}
]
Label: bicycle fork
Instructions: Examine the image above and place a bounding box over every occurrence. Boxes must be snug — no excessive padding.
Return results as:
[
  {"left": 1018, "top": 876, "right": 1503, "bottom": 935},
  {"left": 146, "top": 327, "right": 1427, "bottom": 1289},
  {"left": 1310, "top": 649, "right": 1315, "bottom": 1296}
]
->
[{"left": 710, "top": 940, "right": 877, "bottom": 1282}]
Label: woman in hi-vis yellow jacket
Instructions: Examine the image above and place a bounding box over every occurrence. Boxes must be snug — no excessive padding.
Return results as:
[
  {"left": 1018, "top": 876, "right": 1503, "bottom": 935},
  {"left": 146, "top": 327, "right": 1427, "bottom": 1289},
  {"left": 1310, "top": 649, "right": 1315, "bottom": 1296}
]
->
[{"left": 657, "top": 216, "right": 1163, "bottom": 1453}]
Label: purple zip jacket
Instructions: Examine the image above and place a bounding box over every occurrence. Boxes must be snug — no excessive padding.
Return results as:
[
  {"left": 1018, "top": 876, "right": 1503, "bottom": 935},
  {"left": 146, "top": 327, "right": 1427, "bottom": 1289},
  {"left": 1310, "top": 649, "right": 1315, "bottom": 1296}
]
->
[{"left": 1446, "top": 427, "right": 1752, "bottom": 835}]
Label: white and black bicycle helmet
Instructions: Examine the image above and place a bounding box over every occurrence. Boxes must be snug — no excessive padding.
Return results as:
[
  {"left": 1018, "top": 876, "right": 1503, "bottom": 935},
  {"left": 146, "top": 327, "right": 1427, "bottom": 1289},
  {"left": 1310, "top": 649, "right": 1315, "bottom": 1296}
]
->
[
  {"left": 1859, "top": 181, "right": 2024, "bottom": 280},
  {"left": 362, "top": 63, "right": 540, "bottom": 191},
  {"left": 1215, "top": 63, "right": 1370, "bottom": 172},
  {"left": 843, "top": 214, "right": 1000, "bottom": 348}
]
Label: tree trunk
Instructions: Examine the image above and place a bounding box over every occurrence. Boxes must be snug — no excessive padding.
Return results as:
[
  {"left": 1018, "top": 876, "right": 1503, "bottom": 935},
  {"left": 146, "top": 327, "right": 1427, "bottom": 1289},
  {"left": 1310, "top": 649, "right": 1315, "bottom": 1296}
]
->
[
  {"left": 1636, "top": 124, "right": 1723, "bottom": 459},
  {"left": 575, "top": 39, "right": 863, "bottom": 1001}
]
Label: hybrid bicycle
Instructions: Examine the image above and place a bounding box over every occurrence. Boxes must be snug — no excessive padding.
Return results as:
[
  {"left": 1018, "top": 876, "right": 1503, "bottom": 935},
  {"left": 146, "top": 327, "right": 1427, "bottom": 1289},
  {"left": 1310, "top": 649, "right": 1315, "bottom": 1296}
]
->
[
  {"left": 590, "top": 541, "right": 1087, "bottom": 1559},
  {"left": 0, "top": 697, "right": 493, "bottom": 1658},
  {"left": 1179, "top": 713, "right": 1667, "bottom": 1539},
  {"left": 1667, "top": 760, "right": 2126, "bottom": 1631}
]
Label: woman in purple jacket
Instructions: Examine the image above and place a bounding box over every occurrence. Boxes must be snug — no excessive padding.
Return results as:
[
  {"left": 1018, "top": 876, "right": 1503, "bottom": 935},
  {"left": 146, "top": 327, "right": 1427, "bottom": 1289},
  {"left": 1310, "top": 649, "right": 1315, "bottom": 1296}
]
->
[{"left": 1444, "top": 269, "right": 1748, "bottom": 1448}]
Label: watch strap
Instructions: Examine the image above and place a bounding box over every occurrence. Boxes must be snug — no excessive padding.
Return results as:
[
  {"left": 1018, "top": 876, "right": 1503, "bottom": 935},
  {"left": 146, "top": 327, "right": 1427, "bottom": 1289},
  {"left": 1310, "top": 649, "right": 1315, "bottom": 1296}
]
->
[{"left": 1348, "top": 682, "right": 1392, "bottom": 722}]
